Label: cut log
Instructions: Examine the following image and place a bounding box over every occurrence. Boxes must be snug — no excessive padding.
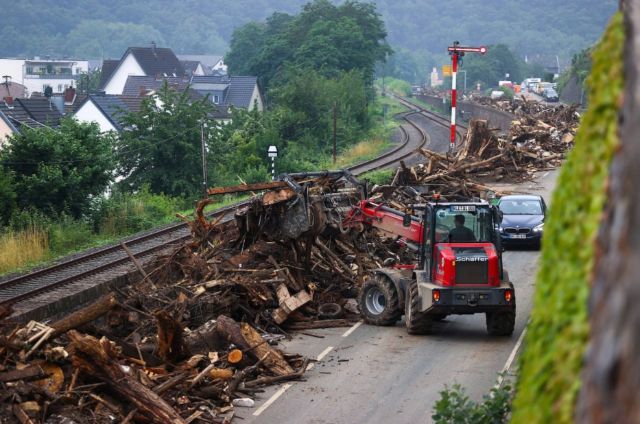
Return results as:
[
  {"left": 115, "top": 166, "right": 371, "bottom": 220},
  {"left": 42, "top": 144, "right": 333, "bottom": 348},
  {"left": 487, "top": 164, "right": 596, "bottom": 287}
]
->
[
  {"left": 215, "top": 315, "right": 293, "bottom": 376},
  {"left": 50, "top": 293, "right": 118, "bottom": 338},
  {"left": 67, "top": 330, "right": 186, "bottom": 424},
  {"left": 184, "top": 319, "right": 226, "bottom": 354},
  {"left": 286, "top": 319, "right": 352, "bottom": 330},
  {"left": 0, "top": 365, "right": 47, "bottom": 382},
  {"left": 227, "top": 349, "right": 243, "bottom": 364},
  {"left": 240, "top": 322, "right": 293, "bottom": 376}
]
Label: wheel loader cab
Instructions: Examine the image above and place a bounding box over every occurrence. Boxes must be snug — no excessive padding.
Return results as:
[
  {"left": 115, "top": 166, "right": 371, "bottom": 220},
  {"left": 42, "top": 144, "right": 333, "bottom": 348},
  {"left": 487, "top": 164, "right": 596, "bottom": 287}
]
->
[{"left": 421, "top": 203, "right": 503, "bottom": 287}]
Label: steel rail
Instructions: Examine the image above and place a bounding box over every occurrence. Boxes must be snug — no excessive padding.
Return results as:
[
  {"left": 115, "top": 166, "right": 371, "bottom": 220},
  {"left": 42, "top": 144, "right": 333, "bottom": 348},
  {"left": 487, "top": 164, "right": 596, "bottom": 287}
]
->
[{"left": 0, "top": 100, "right": 459, "bottom": 309}]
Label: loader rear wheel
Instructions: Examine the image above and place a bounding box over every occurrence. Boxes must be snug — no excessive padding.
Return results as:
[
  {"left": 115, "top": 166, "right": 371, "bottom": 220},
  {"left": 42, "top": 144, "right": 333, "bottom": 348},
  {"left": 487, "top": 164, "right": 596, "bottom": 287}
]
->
[
  {"left": 405, "top": 279, "right": 435, "bottom": 335},
  {"left": 486, "top": 308, "right": 516, "bottom": 336},
  {"left": 359, "top": 275, "right": 401, "bottom": 326}
]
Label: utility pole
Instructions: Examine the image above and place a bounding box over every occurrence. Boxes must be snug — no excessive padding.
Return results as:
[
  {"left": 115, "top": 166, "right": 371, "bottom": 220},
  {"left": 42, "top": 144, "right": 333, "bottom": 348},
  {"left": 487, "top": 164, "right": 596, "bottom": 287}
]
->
[
  {"left": 332, "top": 102, "right": 337, "bottom": 164},
  {"left": 201, "top": 123, "right": 208, "bottom": 198},
  {"left": 447, "top": 42, "right": 487, "bottom": 151}
]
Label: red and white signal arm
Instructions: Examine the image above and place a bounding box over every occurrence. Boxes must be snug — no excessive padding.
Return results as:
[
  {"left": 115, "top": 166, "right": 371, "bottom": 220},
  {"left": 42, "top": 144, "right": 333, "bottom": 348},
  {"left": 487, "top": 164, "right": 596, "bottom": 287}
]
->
[{"left": 447, "top": 45, "right": 488, "bottom": 55}]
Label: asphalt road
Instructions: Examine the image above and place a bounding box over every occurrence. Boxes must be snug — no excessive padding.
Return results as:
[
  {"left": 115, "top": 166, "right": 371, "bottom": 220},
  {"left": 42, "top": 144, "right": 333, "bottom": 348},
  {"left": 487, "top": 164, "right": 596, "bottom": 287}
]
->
[{"left": 238, "top": 171, "right": 559, "bottom": 422}]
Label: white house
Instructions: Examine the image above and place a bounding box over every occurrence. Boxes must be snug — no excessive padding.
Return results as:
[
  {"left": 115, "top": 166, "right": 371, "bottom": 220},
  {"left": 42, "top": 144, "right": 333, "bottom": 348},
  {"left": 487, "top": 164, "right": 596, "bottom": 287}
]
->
[
  {"left": 74, "top": 94, "right": 129, "bottom": 133},
  {"left": 0, "top": 57, "right": 89, "bottom": 96},
  {"left": 100, "top": 46, "right": 186, "bottom": 95},
  {"left": 0, "top": 109, "right": 18, "bottom": 147}
]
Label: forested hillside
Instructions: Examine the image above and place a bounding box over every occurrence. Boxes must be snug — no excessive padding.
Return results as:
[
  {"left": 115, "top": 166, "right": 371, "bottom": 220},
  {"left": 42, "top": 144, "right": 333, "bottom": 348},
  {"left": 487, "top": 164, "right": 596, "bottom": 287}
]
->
[{"left": 1, "top": 0, "right": 616, "bottom": 70}]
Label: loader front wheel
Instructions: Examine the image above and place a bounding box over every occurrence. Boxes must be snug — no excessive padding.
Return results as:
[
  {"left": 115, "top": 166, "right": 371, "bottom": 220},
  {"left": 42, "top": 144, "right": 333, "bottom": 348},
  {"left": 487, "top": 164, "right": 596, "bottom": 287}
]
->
[
  {"left": 405, "top": 279, "right": 435, "bottom": 335},
  {"left": 359, "top": 275, "right": 401, "bottom": 326}
]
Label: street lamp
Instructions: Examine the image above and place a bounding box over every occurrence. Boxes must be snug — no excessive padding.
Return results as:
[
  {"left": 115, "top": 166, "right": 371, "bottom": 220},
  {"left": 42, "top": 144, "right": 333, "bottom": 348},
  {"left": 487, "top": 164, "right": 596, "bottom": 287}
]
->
[{"left": 268, "top": 145, "right": 278, "bottom": 180}]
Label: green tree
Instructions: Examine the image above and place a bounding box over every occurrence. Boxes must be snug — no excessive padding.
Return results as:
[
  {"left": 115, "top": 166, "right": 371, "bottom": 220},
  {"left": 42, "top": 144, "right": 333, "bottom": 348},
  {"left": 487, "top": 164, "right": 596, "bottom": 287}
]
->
[
  {"left": 226, "top": 0, "right": 391, "bottom": 91},
  {"left": 77, "top": 69, "right": 102, "bottom": 94},
  {"left": 463, "top": 44, "right": 525, "bottom": 87},
  {"left": 1, "top": 119, "right": 115, "bottom": 218},
  {"left": 0, "top": 168, "right": 16, "bottom": 225},
  {"left": 270, "top": 69, "right": 369, "bottom": 163},
  {"left": 225, "top": 22, "right": 268, "bottom": 76},
  {"left": 116, "top": 83, "right": 220, "bottom": 198}
]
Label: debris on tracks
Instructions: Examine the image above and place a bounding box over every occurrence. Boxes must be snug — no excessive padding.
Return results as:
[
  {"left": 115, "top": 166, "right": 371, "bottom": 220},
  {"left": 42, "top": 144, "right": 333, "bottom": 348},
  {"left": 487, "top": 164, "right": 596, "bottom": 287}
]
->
[
  {"left": 388, "top": 99, "right": 579, "bottom": 200},
  {"left": 0, "top": 173, "right": 408, "bottom": 423},
  {"left": 0, "top": 100, "right": 580, "bottom": 421}
]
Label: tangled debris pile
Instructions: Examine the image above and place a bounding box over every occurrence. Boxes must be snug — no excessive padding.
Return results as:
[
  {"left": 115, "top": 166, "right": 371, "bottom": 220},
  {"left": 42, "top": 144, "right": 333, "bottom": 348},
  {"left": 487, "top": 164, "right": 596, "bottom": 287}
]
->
[
  {"left": 0, "top": 172, "right": 411, "bottom": 424},
  {"left": 389, "top": 100, "right": 580, "bottom": 200}
]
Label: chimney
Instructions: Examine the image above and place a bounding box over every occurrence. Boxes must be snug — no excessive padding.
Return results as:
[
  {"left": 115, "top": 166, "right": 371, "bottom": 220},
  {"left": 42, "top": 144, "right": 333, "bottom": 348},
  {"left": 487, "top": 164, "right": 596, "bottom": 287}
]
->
[
  {"left": 4, "top": 96, "right": 13, "bottom": 108},
  {"left": 64, "top": 87, "right": 76, "bottom": 105},
  {"left": 139, "top": 86, "right": 147, "bottom": 97},
  {"left": 151, "top": 41, "right": 157, "bottom": 57}
]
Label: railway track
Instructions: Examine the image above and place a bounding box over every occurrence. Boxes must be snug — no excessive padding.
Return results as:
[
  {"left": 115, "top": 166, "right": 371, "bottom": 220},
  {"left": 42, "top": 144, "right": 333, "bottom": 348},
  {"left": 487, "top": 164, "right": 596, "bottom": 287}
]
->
[{"left": 0, "top": 99, "right": 461, "bottom": 317}]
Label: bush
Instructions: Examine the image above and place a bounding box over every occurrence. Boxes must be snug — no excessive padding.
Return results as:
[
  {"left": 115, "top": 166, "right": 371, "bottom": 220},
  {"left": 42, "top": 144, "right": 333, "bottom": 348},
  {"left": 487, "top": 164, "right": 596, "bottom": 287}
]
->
[
  {"left": 360, "top": 169, "right": 394, "bottom": 186},
  {"left": 92, "top": 188, "right": 184, "bottom": 236},
  {"left": 48, "top": 214, "right": 94, "bottom": 254},
  {"left": 381, "top": 77, "right": 412, "bottom": 97},
  {"left": 432, "top": 382, "right": 512, "bottom": 424}
]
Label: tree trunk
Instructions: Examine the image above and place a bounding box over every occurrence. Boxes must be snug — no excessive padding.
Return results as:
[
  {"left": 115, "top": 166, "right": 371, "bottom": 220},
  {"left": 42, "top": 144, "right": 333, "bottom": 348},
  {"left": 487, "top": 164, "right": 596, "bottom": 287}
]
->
[
  {"left": 50, "top": 293, "right": 118, "bottom": 337},
  {"left": 215, "top": 315, "right": 293, "bottom": 376},
  {"left": 576, "top": 4, "right": 640, "bottom": 422},
  {"left": 67, "top": 331, "right": 186, "bottom": 424}
]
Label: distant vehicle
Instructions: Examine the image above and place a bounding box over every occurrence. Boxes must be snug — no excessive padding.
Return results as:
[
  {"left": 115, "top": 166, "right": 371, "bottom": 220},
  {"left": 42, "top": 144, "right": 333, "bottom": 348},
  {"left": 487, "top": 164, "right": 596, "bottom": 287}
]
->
[
  {"left": 490, "top": 90, "right": 505, "bottom": 100},
  {"left": 536, "top": 82, "right": 554, "bottom": 95},
  {"left": 497, "top": 195, "right": 546, "bottom": 249},
  {"left": 543, "top": 88, "right": 559, "bottom": 102},
  {"left": 523, "top": 77, "right": 541, "bottom": 93}
]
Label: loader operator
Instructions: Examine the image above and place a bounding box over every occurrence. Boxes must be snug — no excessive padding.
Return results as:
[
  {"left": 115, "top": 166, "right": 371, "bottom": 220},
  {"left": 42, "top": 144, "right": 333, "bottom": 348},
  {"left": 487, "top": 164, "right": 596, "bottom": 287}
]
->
[{"left": 449, "top": 214, "right": 476, "bottom": 242}]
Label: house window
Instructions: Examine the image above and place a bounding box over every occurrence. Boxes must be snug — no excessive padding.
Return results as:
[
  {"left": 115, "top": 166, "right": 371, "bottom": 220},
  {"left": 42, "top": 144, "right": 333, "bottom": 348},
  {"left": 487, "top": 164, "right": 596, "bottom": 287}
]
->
[
  {"left": 26, "top": 66, "right": 34, "bottom": 75},
  {"left": 58, "top": 84, "right": 63, "bottom": 92},
  {"left": 43, "top": 84, "right": 49, "bottom": 92},
  {"left": 214, "top": 95, "right": 219, "bottom": 104}
]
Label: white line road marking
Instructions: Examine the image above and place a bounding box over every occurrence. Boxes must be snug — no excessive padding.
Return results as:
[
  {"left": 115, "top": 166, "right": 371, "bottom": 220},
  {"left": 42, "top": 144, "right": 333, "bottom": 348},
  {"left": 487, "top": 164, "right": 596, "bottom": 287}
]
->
[
  {"left": 496, "top": 324, "right": 528, "bottom": 388},
  {"left": 316, "top": 345, "right": 334, "bottom": 362},
  {"left": 306, "top": 363, "right": 315, "bottom": 371},
  {"left": 252, "top": 383, "right": 293, "bottom": 416},
  {"left": 341, "top": 321, "right": 362, "bottom": 338},
  {"left": 254, "top": 346, "right": 334, "bottom": 416}
]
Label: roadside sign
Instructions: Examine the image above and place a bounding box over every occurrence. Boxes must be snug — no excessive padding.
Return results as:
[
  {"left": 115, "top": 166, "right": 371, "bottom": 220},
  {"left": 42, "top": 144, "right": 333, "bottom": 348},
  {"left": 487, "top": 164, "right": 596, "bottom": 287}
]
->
[{"left": 442, "top": 65, "right": 452, "bottom": 77}]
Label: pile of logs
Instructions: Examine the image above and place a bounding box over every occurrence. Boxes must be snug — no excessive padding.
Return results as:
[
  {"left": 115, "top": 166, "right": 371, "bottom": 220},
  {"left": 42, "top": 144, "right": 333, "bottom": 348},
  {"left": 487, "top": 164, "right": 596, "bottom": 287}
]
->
[
  {"left": 0, "top": 294, "right": 312, "bottom": 423},
  {"left": 0, "top": 183, "right": 406, "bottom": 423},
  {"left": 389, "top": 98, "right": 580, "bottom": 200}
]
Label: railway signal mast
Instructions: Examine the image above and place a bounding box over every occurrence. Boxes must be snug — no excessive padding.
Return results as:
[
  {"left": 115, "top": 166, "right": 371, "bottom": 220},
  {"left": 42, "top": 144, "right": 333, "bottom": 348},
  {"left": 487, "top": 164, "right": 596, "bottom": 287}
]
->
[{"left": 447, "top": 42, "right": 487, "bottom": 151}]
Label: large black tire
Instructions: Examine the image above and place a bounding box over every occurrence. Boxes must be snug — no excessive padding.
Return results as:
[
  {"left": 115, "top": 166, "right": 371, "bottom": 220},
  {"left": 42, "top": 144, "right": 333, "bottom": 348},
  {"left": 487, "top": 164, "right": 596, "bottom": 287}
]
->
[
  {"left": 486, "top": 307, "right": 516, "bottom": 336},
  {"left": 359, "top": 275, "right": 401, "bottom": 326},
  {"left": 405, "top": 279, "right": 435, "bottom": 335},
  {"left": 318, "top": 303, "right": 343, "bottom": 319}
]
